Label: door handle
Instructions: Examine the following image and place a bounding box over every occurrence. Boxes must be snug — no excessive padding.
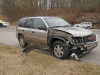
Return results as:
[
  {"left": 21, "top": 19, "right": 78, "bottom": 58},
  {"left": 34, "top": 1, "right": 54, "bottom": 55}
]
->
[
  {"left": 22, "top": 30, "right": 24, "bottom": 31},
  {"left": 32, "top": 31, "right": 35, "bottom": 33}
]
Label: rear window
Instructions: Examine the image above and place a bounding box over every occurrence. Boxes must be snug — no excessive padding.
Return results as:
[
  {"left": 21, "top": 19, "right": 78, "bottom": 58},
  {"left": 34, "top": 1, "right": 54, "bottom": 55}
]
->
[{"left": 88, "top": 22, "right": 91, "bottom": 24}]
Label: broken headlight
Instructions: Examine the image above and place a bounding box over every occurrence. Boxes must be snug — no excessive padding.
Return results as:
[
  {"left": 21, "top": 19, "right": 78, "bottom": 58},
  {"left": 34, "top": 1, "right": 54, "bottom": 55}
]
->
[{"left": 72, "top": 37, "right": 83, "bottom": 44}]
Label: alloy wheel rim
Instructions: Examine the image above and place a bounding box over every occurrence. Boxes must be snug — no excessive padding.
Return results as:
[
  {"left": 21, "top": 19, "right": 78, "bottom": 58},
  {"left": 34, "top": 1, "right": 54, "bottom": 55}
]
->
[
  {"left": 88, "top": 27, "right": 90, "bottom": 29},
  {"left": 20, "top": 37, "right": 24, "bottom": 46},
  {"left": 54, "top": 45, "right": 64, "bottom": 57}
]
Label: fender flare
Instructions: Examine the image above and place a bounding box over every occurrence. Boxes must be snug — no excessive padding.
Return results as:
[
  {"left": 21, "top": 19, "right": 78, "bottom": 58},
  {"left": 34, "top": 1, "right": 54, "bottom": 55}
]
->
[{"left": 48, "top": 37, "right": 69, "bottom": 48}]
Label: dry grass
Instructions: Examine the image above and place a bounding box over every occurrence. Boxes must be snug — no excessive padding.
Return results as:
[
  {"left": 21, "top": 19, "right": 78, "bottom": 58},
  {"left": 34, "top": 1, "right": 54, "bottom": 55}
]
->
[
  {"left": 0, "top": 43, "right": 100, "bottom": 75},
  {"left": 9, "top": 21, "right": 18, "bottom": 26},
  {"left": 0, "top": 14, "right": 9, "bottom": 22}
]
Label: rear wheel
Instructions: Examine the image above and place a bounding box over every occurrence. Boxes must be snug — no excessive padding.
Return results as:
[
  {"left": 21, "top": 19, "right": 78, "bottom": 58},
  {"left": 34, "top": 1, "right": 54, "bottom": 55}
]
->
[
  {"left": 19, "top": 35, "right": 28, "bottom": 48},
  {"left": 87, "top": 26, "right": 90, "bottom": 29},
  {"left": 52, "top": 41, "right": 70, "bottom": 59},
  {"left": 76, "top": 26, "right": 79, "bottom": 27}
]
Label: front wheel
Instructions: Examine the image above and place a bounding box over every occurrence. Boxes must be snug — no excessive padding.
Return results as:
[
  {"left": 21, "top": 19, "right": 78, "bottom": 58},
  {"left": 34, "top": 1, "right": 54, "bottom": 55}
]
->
[
  {"left": 52, "top": 41, "right": 70, "bottom": 59},
  {"left": 19, "top": 35, "right": 28, "bottom": 48}
]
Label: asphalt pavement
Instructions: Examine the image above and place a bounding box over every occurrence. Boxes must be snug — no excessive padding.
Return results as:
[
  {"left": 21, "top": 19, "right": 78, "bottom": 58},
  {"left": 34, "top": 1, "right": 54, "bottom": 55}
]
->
[
  {"left": 0, "top": 26, "right": 100, "bottom": 65},
  {"left": 0, "top": 26, "right": 20, "bottom": 47}
]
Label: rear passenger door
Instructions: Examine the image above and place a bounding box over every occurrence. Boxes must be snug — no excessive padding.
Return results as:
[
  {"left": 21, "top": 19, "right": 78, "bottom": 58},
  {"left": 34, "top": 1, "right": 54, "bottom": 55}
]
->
[
  {"left": 31, "top": 18, "right": 47, "bottom": 45},
  {"left": 84, "top": 22, "right": 88, "bottom": 28},
  {"left": 23, "top": 18, "right": 33, "bottom": 43}
]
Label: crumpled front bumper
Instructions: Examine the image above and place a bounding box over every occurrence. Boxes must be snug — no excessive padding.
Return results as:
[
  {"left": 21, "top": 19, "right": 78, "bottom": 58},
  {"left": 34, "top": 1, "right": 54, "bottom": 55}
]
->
[
  {"left": 78, "top": 40, "right": 98, "bottom": 58},
  {"left": 84, "top": 41, "right": 98, "bottom": 50}
]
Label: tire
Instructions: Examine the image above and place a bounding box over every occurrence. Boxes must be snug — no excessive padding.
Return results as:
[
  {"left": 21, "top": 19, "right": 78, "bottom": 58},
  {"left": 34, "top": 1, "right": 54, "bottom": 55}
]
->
[
  {"left": 87, "top": 26, "right": 90, "bottom": 29},
  {"left": 19, "top": 35, "right": 28, "bottom": 48},
  {"left": 76, "top": 26, "right": 79, "bottom": 27},
  {"left": 52, "top": 41, "right": 70, "bottom": 59}
]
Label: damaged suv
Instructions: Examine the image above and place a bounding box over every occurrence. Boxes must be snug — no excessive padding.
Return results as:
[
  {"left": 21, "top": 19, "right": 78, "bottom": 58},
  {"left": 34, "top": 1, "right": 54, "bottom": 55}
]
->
[{"left": 16, "top": 16, "right": 98, "bottom": 60}]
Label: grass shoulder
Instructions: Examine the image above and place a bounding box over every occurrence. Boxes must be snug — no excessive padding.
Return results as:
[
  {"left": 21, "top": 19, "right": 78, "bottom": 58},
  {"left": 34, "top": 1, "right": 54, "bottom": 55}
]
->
[{"left": 0, "top": 43, "right": 100, "bottom": 75}]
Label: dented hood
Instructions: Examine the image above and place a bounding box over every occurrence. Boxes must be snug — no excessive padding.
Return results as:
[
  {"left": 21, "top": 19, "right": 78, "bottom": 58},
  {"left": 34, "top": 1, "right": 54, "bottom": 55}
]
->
[{"left": 53, "top": 27, "right": 93, "bottom": 37}]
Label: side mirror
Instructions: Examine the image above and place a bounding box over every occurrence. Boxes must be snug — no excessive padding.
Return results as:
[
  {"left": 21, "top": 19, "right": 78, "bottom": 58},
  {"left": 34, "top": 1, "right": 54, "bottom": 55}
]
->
[{"left": 38, "top": 25, "right": 47, "bottom": 30}]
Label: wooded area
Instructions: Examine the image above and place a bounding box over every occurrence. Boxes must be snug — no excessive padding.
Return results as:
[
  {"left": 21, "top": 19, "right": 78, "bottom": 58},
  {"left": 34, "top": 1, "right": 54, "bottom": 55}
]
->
[{"left": 0, "top": 0, "right": 100, "bottom": 27}]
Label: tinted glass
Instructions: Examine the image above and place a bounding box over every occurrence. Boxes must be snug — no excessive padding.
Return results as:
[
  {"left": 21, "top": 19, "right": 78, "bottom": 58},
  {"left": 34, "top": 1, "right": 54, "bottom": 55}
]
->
[
  {"left": 33, "top": 18, "right": 45, "bottom": 29},
  {"left": 19, "top": 19, "right": 26, "bottom": 27},
  {"left": 24, "top": 19, "right": 32, "bottom": 28}
]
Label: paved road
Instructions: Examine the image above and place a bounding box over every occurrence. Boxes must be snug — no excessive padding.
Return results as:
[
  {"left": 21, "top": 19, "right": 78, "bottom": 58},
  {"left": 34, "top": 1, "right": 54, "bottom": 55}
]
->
[
  {"left": 0, "top": 26, "right": 100, "bottom": 65},
  {"left": 0, "top": 26, "right": 20, "bottom": 47}
]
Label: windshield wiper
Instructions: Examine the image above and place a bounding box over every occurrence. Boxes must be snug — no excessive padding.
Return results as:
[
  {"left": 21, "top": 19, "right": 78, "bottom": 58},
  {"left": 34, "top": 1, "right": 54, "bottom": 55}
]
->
[
  {"left": 51, "top": 26, "right": 63, "bottom": 28},
  {"left": 63, "top": 25, "right": 71, "bottom": 27},
  {"left": 51, "top": 25, "right": 72, "bottom": 28}
]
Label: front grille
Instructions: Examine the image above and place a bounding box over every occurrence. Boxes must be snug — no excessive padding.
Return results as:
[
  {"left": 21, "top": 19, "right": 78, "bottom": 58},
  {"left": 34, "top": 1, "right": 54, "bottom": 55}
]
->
[{"left": 83, "top": 34, "right": 96, "bottom": 43}]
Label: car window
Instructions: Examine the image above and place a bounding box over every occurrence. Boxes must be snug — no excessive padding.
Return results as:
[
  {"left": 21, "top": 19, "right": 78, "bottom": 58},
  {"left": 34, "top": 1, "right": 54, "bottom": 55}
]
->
[
  {"left": 33, "top": 18, "right": 45, "bottom": 29},
  {"left": 85, "top": 23, "right": 87, "bottom": 25},
  {"left": 81, "top": 23, "right": 84, "bottom": 25},
  {"left": 19, "top": 19, "right": 26, "bottom": 27},
  {"left": 44, "top": 18, "right": 71, "bottom": 27},
  {"left": 24, "top": 19, "right": 32, "bottom": 28},
  {"left": 88, "top": 23, "right": 91, "bottom": 25}
]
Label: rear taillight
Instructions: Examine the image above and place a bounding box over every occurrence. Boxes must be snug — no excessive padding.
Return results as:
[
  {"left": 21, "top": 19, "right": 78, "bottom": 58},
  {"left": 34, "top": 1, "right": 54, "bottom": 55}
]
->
[{"left": 16, "top": 27, "right": 17, "bottom": 31}]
